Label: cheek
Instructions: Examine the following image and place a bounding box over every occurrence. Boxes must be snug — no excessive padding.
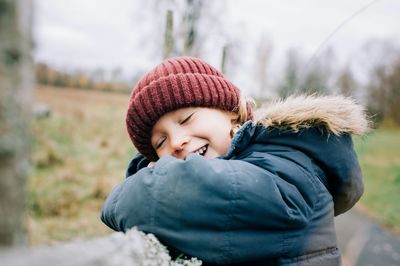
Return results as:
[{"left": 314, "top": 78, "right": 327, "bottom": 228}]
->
[
  {"left": 156, "top": 148, "right": 170, "bottom": 158},
  {"left": 223, "top": 131, "right": 233, "bottom": 150},
  {"left": 214, "top": 126, "right": 233, "bottom": 154}
]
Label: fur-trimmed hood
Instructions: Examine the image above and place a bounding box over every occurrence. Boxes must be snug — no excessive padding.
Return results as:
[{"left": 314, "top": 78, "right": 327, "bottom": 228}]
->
[{"left": 254, "top": 95, "right": 370, "bottom": 136}]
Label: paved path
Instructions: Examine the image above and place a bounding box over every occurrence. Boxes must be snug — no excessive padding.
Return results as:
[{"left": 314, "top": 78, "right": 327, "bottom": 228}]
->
[{"left": 335, "top": 208, "right": 400, "bottom": 266}]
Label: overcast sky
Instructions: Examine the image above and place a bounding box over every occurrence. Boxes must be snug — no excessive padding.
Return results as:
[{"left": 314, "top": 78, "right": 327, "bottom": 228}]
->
[{"left": 33, "top": 0, "right": 400, "bottom": 94}]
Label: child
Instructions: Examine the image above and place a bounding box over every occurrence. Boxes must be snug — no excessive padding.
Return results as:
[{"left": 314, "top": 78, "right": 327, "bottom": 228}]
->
[{"left": 101, "top": 56, "right": 368, "bottom": 265}]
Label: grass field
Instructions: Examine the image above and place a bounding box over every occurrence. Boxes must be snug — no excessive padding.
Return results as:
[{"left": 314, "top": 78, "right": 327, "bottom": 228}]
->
[
  {"left": 29, "top": 86, "right": 135, "bottom": 244},
  {"left": 28, "top": 86, "right": 400, "bottom": 244},
  {"left": 354, "top": 129, "right": 400, "bottom": 235}
]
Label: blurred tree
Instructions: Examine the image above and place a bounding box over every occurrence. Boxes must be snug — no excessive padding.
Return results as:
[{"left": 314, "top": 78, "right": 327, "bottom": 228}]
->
[
  {"left": 182, "top": 0, "right": 203, "bottom": 55},
  {"left": 78, "top": 73, "right": 93, "bottom": 90},
  {"left": 138, "top": 0, "right": 227, "bottom": 59},
  {"left": 47, "top": 67, "right": 57, "bottom": 86},
  {"left": 35, "top": 63, "right": 131, "bottom": 93},
  {"left": 277, "top": 49, "right": 302, "bottom": 98},
  {"left": 386, "top": 60, "right": 400, "bottom": 123},
  {"left": 358, "top": 39, "right": 399, "bottom": 75},
  {"left": 163, "top": 10, "right": 174, "bottom": 59},
  {"left": 278, "top": 48, "right": 336, "bottom": 98},
  {"left": 219, "top": 39, "right": 243, "bottom": 76},
  {"left": 253, "top": 33, "right": 273, "bottom": 97},
  {"left": 92, "top": 68, "right": 105, "bottom": 83},
  {"left": 53, "top": 72, "right": 68, "bottom": 88},
  {"left": 300, "top": 48, "right": 335, "bottom": 95},
  {"left": 35, "top": 63, "right": 49, "bottom": 85},
  {"left": 367, "top": 64, "right": 390, "bottom": 123},
  {"left": 220, "top": 44, "right": 229, "bottom": 74},
  {"left": 301, "top": 66, "right": 327, "bottom": 94},
  {"left": 136, "top": 0, "right": 243, "bottom": 92},
  {"left": 336, "top": 67, "right": 357, "bottom": 97},
  {"left": 111, "top": 67, "right": 123, "bottom": 83},
  {"left": 218, "top": 29, "right": 244, "bottom": 81},
  {"left": 361, "top": 39, "right": 400, "bottom": 124},
  {"left": 0, "top": 0, "right": 33, "bottom": 246},
  {"left": 92, "top": 68, "right": 105, "bottom": 90},
  {"left": 367, "top": 58, "right": 400, "bottom": 124},
  {"left": 65, "top": 72, "right": 76, "bottom": 88}
]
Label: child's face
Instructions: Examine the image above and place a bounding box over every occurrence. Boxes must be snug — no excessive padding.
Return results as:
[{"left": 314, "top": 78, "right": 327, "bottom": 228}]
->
[{"left": 151, "top": 107, "right": 237, "bottom": 160}]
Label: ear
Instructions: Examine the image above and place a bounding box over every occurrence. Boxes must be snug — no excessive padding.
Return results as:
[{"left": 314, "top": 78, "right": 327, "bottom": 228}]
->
[
  {"left": 230, "top": 123, "right": 241, "bottom": 138},
  {"left": 228, "top": 111, "right": 239, "bottom": 125}
]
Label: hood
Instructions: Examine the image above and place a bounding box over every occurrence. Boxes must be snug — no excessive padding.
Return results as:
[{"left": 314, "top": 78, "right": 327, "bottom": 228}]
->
[{"left": 254, "top": 95, "right": 370, "bottom": 136}]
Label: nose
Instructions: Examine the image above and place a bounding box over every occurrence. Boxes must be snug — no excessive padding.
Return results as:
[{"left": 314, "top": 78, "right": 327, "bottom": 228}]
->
[{"left": 169, "top": 133, "right": 190, "bottom": 157}]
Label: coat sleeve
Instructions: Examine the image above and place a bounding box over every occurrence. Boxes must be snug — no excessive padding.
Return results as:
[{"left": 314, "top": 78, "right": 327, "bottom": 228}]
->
[
  {"left": 101, "top": 153, "right": 319, "bottom": 264},
  {"left": 125, "top": 153, "right": 149, "bottom": 177}
]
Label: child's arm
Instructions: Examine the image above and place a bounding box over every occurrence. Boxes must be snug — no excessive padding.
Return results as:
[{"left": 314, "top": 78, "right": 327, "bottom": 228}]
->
[{"left": 101, "top": 153, "right": 320, "bottom": 264}]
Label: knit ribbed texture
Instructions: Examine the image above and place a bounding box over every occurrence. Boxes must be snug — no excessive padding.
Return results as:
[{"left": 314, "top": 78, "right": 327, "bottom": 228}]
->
[{"left": 126, "top": 56, "right": 251, "bottom": 161}]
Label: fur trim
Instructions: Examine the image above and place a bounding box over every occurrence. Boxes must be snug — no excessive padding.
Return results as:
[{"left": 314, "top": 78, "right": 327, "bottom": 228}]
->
[{"left": 255, "top": 95, "right": 370, "bottom": 135}]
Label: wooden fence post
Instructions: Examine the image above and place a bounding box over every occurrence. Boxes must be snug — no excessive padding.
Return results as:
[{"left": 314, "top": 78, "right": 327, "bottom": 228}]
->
[{"left": 0, "top": 0, "right": 33, "bottom": 246}]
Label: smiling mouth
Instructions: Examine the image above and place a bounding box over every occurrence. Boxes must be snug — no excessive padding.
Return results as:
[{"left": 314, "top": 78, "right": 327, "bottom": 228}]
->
[{"left": 192, "top": 144, "right": 208, "bottom": 156}]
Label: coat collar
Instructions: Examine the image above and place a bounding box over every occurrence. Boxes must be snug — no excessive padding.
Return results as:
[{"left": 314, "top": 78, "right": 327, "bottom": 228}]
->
[{"left": 222, "top": 121, "right": 256, "bottom": 159}]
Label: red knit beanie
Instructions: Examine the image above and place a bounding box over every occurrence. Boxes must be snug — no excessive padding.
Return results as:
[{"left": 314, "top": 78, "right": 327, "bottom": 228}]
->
[{"left": 126, "top": 56, "right": 252, "bottom": 161}]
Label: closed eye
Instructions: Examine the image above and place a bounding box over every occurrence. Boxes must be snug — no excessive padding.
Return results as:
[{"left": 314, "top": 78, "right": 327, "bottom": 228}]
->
[
  {"left": 156, "top": 137, "right": 166, "bottom": 149},
  {"left": 180, "top": 112, "right": 195, "bottom": 125}
]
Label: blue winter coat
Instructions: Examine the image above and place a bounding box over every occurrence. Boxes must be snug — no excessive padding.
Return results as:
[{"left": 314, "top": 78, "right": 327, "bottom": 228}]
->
[{"left": 101, "top": 95, "right": 367, "bottom": 265}]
